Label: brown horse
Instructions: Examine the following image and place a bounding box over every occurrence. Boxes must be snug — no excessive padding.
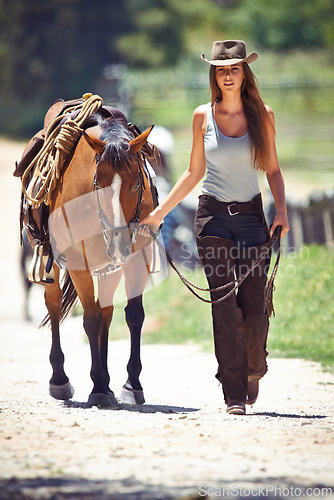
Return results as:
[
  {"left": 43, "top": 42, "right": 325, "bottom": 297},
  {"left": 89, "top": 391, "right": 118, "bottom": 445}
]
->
[{"left": 23, "top": 111, "right": 162, "bottom": 406}]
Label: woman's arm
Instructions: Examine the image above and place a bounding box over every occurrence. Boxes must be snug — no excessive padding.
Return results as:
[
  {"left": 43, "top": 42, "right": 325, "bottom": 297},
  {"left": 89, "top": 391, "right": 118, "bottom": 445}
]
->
[
  {"left": 139, "top": 105, "right": 207, "bottom": 233},
  {"left": 265, "top": 105, "right": 290, "bottom": 238}
]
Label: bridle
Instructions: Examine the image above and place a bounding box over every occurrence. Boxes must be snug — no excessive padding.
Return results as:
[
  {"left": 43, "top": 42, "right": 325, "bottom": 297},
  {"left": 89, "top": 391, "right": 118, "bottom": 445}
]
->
[{"left": 93, "top": 154, "right": 146, "bottom": 261}]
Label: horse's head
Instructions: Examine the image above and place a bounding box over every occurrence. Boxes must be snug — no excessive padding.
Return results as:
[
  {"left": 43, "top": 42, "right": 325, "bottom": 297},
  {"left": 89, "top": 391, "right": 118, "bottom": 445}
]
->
[{"left": 83, "top": 117, "right": 155, "bottom": 264}]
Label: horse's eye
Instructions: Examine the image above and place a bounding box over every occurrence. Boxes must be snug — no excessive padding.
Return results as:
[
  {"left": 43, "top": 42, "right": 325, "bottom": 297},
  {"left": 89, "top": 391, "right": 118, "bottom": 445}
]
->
[{"left": 133, "top": 182, "right": 140, "bottom": 191}]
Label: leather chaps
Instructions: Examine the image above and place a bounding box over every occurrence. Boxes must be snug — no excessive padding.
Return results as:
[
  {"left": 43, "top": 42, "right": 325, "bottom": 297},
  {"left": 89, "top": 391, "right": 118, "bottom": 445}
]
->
[{"left": 197, "top": 235, "right": 271, "bottom": 404}]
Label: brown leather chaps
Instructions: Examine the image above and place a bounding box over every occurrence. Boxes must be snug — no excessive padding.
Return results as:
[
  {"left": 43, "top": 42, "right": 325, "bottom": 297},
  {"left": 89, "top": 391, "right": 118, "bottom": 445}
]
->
[{"left": 197, "top": 235, "right": 271, "bottom": 404}]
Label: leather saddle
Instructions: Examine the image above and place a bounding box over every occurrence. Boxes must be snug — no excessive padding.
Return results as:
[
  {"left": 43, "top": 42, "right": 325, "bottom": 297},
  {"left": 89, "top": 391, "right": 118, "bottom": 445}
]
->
[
  {"left": 14, "top": 97, "right": 86, "bottom": 177},
  {"left": 13, "top": 96, "right": 128, "bottom": 178}
]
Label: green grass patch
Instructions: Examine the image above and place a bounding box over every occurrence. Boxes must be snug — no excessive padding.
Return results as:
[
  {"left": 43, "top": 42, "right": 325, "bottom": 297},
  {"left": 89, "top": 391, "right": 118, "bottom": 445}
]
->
[
  {"left": 105, "top": 265, "right": 213, "bottom": 350},
  {"left": 138, "top": 244, "right": 334, "bottom": 371},
  {"left": 268, "top": 245, "right": 334, "bottom": 371},
  {"left": 142, "top": 265, "right": 213, "bottom": 350}
]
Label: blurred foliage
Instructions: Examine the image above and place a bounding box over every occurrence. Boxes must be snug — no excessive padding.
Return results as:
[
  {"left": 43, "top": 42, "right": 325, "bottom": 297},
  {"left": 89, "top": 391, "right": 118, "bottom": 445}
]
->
[
  {"left": 223, "top": 0, "right": 334, "bottom": 51},
  {"left": 120, "top": 50, "right": 334, "bottom": 187},
  {"left": 0, "top": 0, "right": 333, "bottom": 137},
  {"left": 0, "top": 0, "right": 131, "bottom": 136}
]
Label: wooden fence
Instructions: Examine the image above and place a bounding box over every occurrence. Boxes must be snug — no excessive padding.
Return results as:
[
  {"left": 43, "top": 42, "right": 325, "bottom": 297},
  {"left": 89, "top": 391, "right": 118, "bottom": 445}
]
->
[{"left": 267, "top": 190, "right": 334, "bottom": 252}]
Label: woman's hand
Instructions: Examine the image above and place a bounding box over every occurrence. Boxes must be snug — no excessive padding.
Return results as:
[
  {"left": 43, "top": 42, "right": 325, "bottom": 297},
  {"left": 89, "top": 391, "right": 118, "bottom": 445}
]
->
[
  {"left": 270, "top": 210, "right": 289, "bottom": 239},
  {"left": 138, "top": 210, "right": 164, "bottom": 237}
]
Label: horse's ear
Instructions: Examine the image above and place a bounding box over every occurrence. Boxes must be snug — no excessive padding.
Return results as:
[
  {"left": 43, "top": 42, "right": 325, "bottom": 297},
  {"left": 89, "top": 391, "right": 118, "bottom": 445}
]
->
[
  {"left": 129, "top": 125, "right": 154, "bottom": 154},
  {"left": 83, "top": 131, "right": 106, "bottom": 156}
]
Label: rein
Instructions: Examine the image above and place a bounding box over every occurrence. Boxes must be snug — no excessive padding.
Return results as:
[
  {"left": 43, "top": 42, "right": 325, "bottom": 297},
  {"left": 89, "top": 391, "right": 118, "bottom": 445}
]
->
[{"left": 152, "top": 225, "right": 282, "bottom": 313}]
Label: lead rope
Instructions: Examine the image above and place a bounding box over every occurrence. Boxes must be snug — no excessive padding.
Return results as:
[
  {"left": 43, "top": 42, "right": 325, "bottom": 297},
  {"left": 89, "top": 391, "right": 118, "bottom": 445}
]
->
[
  {"left": 151, "top": 226, "right": 282, "bottom": 310},
  {"left": 264, "top": 228, "right": 282, "bottom": 316},
  {"left": 21, "top": 94, "right": 103, "bottom": 207}
]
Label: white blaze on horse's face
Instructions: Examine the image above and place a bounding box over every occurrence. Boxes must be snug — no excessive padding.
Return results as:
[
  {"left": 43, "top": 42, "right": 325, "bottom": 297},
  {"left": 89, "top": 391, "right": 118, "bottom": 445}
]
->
[
  {"left": 111, "top": 173, "right": 122, "bottom": 228},
  {"left": 107, "top": 173, "right": 132, "bottom": 264}
]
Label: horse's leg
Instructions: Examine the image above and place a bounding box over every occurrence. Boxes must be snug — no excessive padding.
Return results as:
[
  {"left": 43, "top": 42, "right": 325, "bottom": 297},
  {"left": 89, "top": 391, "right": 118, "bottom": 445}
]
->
[
  {"left": 120, "top": 249, "right": 151, "bottom": 404},
  {"left": 98, "top": 308, "right": 113, "bottom": 390},
  {"left": 97, "top": 269, "right": 123, "bottom": 397},
  {"left": 120, "top": 295, "right": 145, "bottom": 404},
  {"left": 46, "top": 266, "right": 74, "bottom": 400},
  {"left": 69, "top": 269, "right": 118, "bottom": 406}
]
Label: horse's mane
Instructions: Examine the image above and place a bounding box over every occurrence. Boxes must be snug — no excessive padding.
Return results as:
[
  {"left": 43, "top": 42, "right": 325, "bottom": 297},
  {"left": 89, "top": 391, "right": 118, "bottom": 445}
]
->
[
  {"left": 83, "top": 111, "right": 161, "bottom": 172},
  {"left": 84, "top": 114, "right": 134, "bottom": 172}
]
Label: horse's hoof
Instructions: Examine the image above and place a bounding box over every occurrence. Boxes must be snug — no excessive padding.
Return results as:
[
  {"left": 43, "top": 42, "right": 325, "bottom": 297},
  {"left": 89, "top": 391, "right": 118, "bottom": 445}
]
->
[
  {"left": 49, "top": 381, "right": 74, "bottom": 400},
  {"left": 87, "top": 391, "right": 118, "bottom": 407},
  {"left": 120, "top": 386, "right": 145, "bottom": 405}
]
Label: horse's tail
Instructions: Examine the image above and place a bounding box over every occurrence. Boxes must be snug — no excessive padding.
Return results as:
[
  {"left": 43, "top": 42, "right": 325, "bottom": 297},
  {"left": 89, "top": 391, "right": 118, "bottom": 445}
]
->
[{"left": 39, "top": 271, "right": 78, "bottom": 328}]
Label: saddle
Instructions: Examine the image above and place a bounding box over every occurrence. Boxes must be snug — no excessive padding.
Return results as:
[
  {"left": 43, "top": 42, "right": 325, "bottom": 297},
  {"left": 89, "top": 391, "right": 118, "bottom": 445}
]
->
[
  {"left": 14, "top": 94, "right": 130, "bottom": 178},
  {"left": 14, "top": 97, "right": 87, "bottom": 178}
]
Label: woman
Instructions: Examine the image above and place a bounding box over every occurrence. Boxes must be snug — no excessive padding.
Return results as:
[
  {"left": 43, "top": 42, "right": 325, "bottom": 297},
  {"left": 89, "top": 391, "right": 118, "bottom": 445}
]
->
[{"left": 139, "top": 40, "right": 289, "bottom": 415}]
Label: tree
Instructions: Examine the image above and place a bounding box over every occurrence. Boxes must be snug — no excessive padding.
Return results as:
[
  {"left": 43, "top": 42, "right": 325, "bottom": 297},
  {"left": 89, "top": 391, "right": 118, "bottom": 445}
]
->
[
  {"left": 1, "top": 0, "right": 333, "bottom": 137},
  {"left": 0, "top": 0, "right": 212, "bottom": 135},
  {"left": 0, "top": 0, "right": 131, "bottom": 100},
  {"left": 237, "top": 0, "right": 334, "bottom": 50}
]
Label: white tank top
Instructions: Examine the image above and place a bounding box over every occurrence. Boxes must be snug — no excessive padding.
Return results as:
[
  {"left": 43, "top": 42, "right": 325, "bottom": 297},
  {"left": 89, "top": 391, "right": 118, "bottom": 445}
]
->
[{"left": 202, "top": 102, "right": 261, "bottom": 203}]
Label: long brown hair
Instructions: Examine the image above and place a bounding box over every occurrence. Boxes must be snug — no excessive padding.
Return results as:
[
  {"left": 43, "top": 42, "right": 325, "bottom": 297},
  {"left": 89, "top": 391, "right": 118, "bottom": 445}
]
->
[{"left": 209, "top": 63, "right": 274, "bottom": 172}]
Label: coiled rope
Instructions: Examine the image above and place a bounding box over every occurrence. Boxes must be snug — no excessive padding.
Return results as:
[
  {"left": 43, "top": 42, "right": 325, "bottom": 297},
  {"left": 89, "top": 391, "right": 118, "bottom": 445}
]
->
[{"left": 21, "top": 93, "right": 103, "bottom": 207}]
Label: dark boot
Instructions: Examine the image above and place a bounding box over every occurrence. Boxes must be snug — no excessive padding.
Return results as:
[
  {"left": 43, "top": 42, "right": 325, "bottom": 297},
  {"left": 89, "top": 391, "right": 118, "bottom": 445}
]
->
[
  {"left": 197, "top": 236, "right": 247, "bottom": 404},
  {"left": 236, "top": 243, "right": 271, "bottom": 383}
]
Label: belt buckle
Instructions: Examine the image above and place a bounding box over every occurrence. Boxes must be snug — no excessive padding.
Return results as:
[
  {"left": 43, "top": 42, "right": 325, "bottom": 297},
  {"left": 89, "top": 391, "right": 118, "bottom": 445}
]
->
[{"left": 227, "top": 203, "right": 239, "bottom": 216}]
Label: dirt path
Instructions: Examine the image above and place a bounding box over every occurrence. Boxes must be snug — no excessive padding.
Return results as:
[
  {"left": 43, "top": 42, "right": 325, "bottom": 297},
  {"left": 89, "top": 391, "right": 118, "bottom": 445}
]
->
[{"left": 0, "top": 138, "right": 333, "bottom": 499}]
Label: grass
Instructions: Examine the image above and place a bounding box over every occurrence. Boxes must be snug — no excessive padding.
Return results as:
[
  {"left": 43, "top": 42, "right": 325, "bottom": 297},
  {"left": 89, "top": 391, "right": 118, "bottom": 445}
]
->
[
  {"left": 109, "top": 244, "right": 334, "bottom": 371},
  {"left": 268, "top": 245, "right": 334, "bottom": 371}
]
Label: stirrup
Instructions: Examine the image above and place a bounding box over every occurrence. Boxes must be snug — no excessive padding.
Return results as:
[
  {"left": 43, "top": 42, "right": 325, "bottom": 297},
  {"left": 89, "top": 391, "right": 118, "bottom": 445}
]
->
[{"left": 28, "top": 243, "right": 54, "bottom": 285}]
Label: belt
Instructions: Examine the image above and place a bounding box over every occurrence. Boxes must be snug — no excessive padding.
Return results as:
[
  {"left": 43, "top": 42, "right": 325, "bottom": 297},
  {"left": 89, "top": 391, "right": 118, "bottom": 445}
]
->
[{"left": 200, "top": 193, "right": 263, "bottom": 216}]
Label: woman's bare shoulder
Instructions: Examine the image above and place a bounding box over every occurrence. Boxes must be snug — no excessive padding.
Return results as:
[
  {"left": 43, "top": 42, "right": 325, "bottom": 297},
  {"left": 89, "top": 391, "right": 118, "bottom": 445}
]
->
[
  {"left": 265, "top": 104, "right": 276, "bottom": 126},
  {"left": 265, "top": 104, "right": 275, "bottom": 118},
  {"left": 192, "top": 104, "right": 208, "bottom": 133},
  {"left": 194, "top": 103, "right": 208, "bottom": 117}
]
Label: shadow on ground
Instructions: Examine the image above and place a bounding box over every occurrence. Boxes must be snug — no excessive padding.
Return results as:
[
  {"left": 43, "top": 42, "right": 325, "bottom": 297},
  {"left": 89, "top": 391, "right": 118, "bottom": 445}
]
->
[
  {"left": 1, "top": 477, "right": 333, "bottom": 500},
  {"left": 62, "top": 400, "right": 200, "bottom": 414},
  {"left": 251, "top": 412, "right": 328, "bottom": 419}
]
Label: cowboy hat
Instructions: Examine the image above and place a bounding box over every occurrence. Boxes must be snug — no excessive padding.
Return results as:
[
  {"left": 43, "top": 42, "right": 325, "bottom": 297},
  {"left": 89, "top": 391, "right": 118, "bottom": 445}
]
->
[{"left": 201, "top": 40, "right": 258, "bottom": 66}]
